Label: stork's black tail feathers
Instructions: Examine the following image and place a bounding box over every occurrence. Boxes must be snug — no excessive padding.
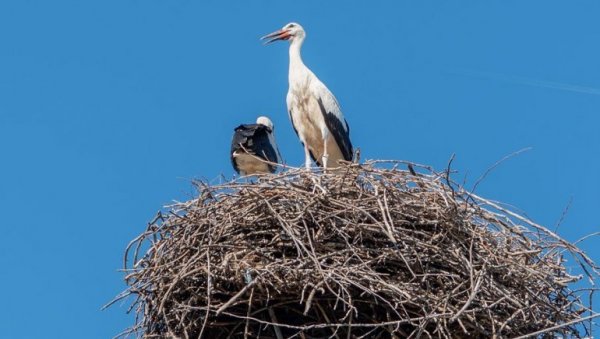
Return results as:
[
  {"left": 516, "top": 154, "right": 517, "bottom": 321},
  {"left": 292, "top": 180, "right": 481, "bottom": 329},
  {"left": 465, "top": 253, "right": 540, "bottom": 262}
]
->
[{"left": 317, "top": 97, "right": 353, "bottom": 162}]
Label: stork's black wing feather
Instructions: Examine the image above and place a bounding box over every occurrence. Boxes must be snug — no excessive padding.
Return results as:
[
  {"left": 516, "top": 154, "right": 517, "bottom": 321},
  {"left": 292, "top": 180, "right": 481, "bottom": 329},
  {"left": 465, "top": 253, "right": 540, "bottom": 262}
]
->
[
  {"left": 230, "top": 124, "right": 280, "bottom": 174},
  {"left": 317, "top": 97, "right": 353, "bottom": 162},
  {"left": 230, "top": 124, "right": 250, "bottom": 173}
]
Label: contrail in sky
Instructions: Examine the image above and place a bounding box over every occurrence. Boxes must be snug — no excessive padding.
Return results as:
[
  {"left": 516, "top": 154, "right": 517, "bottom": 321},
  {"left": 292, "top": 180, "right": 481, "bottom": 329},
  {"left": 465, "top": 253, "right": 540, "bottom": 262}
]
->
[{"left": 451, "top": 69, "right": 600, "bottom": 96}]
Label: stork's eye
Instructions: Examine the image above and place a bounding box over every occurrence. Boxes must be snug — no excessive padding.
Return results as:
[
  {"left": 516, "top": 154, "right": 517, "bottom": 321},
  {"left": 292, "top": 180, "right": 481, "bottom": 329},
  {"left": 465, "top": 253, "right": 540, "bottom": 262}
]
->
[{"left": 288, "top": 24, "right": 296, "bottom": 28}]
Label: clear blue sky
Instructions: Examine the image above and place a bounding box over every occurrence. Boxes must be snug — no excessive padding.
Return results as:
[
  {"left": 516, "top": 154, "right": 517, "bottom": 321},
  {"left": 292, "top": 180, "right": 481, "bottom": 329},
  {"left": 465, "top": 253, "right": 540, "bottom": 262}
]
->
[{"left": 0, "top": 1, "right": 598, "bottom": 338}]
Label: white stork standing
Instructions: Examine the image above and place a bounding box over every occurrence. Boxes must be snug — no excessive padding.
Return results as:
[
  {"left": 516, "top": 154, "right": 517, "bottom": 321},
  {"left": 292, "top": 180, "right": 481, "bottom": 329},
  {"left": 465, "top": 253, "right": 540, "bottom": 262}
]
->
[
  {"left": 230, "top": 116, "right": 282, "bottom": 175},
  {"left": 262, "top": 22, "right": 353, "bottom": 169}
]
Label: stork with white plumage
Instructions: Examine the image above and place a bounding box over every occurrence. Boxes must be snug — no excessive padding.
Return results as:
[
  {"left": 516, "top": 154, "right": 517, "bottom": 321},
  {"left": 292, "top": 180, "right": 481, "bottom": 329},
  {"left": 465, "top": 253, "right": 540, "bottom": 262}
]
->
[{"left": 262, "top": 22, "right": 353, "bottom": 169}]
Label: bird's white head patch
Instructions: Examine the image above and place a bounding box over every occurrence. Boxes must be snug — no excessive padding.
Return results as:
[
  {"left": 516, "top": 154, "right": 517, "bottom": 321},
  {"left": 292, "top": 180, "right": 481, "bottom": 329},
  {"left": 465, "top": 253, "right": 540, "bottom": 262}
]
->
[
  {"left": 282, "top": 22, "right": 305, "bottom": 40},
  {"left": 256, "top": 116, "right": 274, "bottom": 131}
]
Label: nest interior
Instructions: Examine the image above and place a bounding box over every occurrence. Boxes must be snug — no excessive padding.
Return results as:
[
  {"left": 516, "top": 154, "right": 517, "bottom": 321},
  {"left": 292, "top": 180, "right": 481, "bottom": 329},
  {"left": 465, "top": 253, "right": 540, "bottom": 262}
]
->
[{"left": 115, "top": 161, "right": 598, "bottom": 338}]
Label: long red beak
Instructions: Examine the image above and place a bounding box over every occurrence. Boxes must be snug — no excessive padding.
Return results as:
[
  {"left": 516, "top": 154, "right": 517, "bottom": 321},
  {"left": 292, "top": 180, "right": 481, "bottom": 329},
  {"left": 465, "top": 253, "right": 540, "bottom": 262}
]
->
[{"left": 260, "top": 29, "right": 291, "bottom": 45}]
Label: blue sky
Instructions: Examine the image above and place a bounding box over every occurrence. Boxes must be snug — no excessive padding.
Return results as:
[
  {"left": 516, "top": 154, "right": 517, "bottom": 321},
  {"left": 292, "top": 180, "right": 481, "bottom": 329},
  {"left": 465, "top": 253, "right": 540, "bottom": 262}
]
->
[{"left": 0, "top": 1, "right": 598, "bottom": 338}]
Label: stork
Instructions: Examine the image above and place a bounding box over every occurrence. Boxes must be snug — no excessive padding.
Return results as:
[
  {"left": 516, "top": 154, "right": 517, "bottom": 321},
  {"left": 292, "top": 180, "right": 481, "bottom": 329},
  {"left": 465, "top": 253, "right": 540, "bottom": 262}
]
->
[
  {"left": 230, "top": 116, "right": 282, "bottom": 176},
  {"left": 262, "top": 22, "right": 353, "bottom": 169}
]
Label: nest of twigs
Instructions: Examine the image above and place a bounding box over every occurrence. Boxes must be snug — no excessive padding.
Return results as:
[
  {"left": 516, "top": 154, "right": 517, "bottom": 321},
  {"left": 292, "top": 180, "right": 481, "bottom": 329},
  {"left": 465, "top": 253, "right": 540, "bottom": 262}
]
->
[{"left": 111, "top": 161, "right": 599, "bottom": 338}]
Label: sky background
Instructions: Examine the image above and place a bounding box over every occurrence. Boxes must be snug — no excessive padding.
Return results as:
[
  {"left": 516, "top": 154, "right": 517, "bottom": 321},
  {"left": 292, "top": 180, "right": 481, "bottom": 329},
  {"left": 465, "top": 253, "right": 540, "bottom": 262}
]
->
[{"left": 0, "top": 1, "right": 599, "bottom": 338}]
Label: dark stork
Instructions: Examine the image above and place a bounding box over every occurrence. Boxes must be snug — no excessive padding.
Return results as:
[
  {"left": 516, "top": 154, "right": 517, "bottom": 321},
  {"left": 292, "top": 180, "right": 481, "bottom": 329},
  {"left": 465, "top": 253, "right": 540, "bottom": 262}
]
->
[
  {"left": 262, "top": 22, "right": 353, "bottom": 169},
  {"left": 230, "top": 116, "right": 282, "bottom": 175}
]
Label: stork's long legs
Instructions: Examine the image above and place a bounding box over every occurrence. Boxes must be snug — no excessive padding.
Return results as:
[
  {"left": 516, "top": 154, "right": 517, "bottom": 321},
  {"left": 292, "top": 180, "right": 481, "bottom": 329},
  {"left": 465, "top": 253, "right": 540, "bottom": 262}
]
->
[
  {"left": 322, "top": 137, "right": 329, "bottom": 169},
  {"left": 304, "top": 144, "right": 312, "bottom": 169}
]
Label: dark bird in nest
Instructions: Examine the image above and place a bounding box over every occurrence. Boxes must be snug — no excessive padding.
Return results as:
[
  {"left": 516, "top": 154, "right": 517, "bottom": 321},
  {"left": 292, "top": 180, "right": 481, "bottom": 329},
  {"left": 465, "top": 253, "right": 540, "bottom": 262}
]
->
[{"left": 230, "top": 116, "right": 282, "bottom": 175}]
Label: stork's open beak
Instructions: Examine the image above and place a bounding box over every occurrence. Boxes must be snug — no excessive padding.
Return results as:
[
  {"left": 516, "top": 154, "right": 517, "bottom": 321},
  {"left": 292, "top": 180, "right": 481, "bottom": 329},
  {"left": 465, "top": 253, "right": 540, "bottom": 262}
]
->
[{"left": 260, "top": 29, "right": 291, "bottom": 45}]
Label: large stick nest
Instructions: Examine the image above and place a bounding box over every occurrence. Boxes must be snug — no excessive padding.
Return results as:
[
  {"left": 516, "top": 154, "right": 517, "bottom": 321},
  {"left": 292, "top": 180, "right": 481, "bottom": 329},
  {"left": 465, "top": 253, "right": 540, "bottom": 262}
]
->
[{"left": 113, "top": 161, "right": 598, "bottom": 338}]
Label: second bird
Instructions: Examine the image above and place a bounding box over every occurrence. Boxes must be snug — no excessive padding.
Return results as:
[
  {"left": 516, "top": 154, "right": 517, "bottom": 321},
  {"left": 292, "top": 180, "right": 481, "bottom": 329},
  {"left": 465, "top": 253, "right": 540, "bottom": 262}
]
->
[
  {"left": 262, "top": 22, "right": 353, "bottom": 169},
  {"left": 231, "top": 116, "right": 282, "bottom": 176}
]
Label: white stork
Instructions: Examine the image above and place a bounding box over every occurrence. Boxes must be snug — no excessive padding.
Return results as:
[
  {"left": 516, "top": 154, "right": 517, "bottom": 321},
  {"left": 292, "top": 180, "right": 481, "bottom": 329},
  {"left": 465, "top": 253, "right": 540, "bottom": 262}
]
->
[
  {"left": 262, "top": 22, "right": 353, "bottom": 169},
  {"left": 230, "top": 116, "right": 282, "bottom": 175}
]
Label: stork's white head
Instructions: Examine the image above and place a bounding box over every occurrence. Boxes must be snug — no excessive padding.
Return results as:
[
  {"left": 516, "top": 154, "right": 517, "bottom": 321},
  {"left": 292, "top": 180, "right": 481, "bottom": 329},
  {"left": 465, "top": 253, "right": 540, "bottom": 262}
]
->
[
  {"left": 256, "top": 116, "right": 274, "bottom": 131},
  {"left": 261, "top": 22, "right": 305, "bottom": 45}
]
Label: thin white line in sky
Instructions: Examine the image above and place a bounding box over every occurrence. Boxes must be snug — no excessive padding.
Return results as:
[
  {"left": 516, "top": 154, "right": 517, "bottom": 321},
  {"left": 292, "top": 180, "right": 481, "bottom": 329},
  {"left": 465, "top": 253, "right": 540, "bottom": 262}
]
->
[{"left": 452, "top": 69, "right": 600, "bottom": 96}]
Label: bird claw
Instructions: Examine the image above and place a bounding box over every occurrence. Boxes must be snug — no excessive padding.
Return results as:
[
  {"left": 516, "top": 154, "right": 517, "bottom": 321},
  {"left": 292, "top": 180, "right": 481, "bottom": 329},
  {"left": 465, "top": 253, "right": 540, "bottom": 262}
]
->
[{"left": 310, "top": 175, "right": 328, "bottom": 194}]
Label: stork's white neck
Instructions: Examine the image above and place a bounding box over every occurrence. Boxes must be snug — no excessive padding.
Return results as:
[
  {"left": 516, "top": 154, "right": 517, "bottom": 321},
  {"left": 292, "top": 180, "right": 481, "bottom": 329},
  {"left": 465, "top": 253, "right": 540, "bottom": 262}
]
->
[
  {"left": 288, "top": 37, "right": 309, "bottom": 86},
  {"left": 289, "top": 37, "right": 304, "bottom": 65}
]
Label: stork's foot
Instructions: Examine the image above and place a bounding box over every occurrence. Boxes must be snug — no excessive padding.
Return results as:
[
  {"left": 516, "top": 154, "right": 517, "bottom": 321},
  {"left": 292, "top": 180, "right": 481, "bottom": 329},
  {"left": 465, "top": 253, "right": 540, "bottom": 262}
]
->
[{"left": 309, "top": 174, "right": 328, "bottom": 194}]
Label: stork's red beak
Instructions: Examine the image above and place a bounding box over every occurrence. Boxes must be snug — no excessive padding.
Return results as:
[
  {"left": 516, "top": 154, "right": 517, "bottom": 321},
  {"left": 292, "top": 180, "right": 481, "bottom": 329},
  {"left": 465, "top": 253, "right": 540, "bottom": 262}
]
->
[{"left": 261, "top": 29, "right": 291, "bottom": 45}]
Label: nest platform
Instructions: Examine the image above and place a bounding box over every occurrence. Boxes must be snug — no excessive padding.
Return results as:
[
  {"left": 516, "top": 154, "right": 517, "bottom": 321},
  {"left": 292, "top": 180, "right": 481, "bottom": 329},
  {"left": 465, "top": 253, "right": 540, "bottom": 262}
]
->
[{"left": 112, "top": 161, "right": 598, "bottom": 338}]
